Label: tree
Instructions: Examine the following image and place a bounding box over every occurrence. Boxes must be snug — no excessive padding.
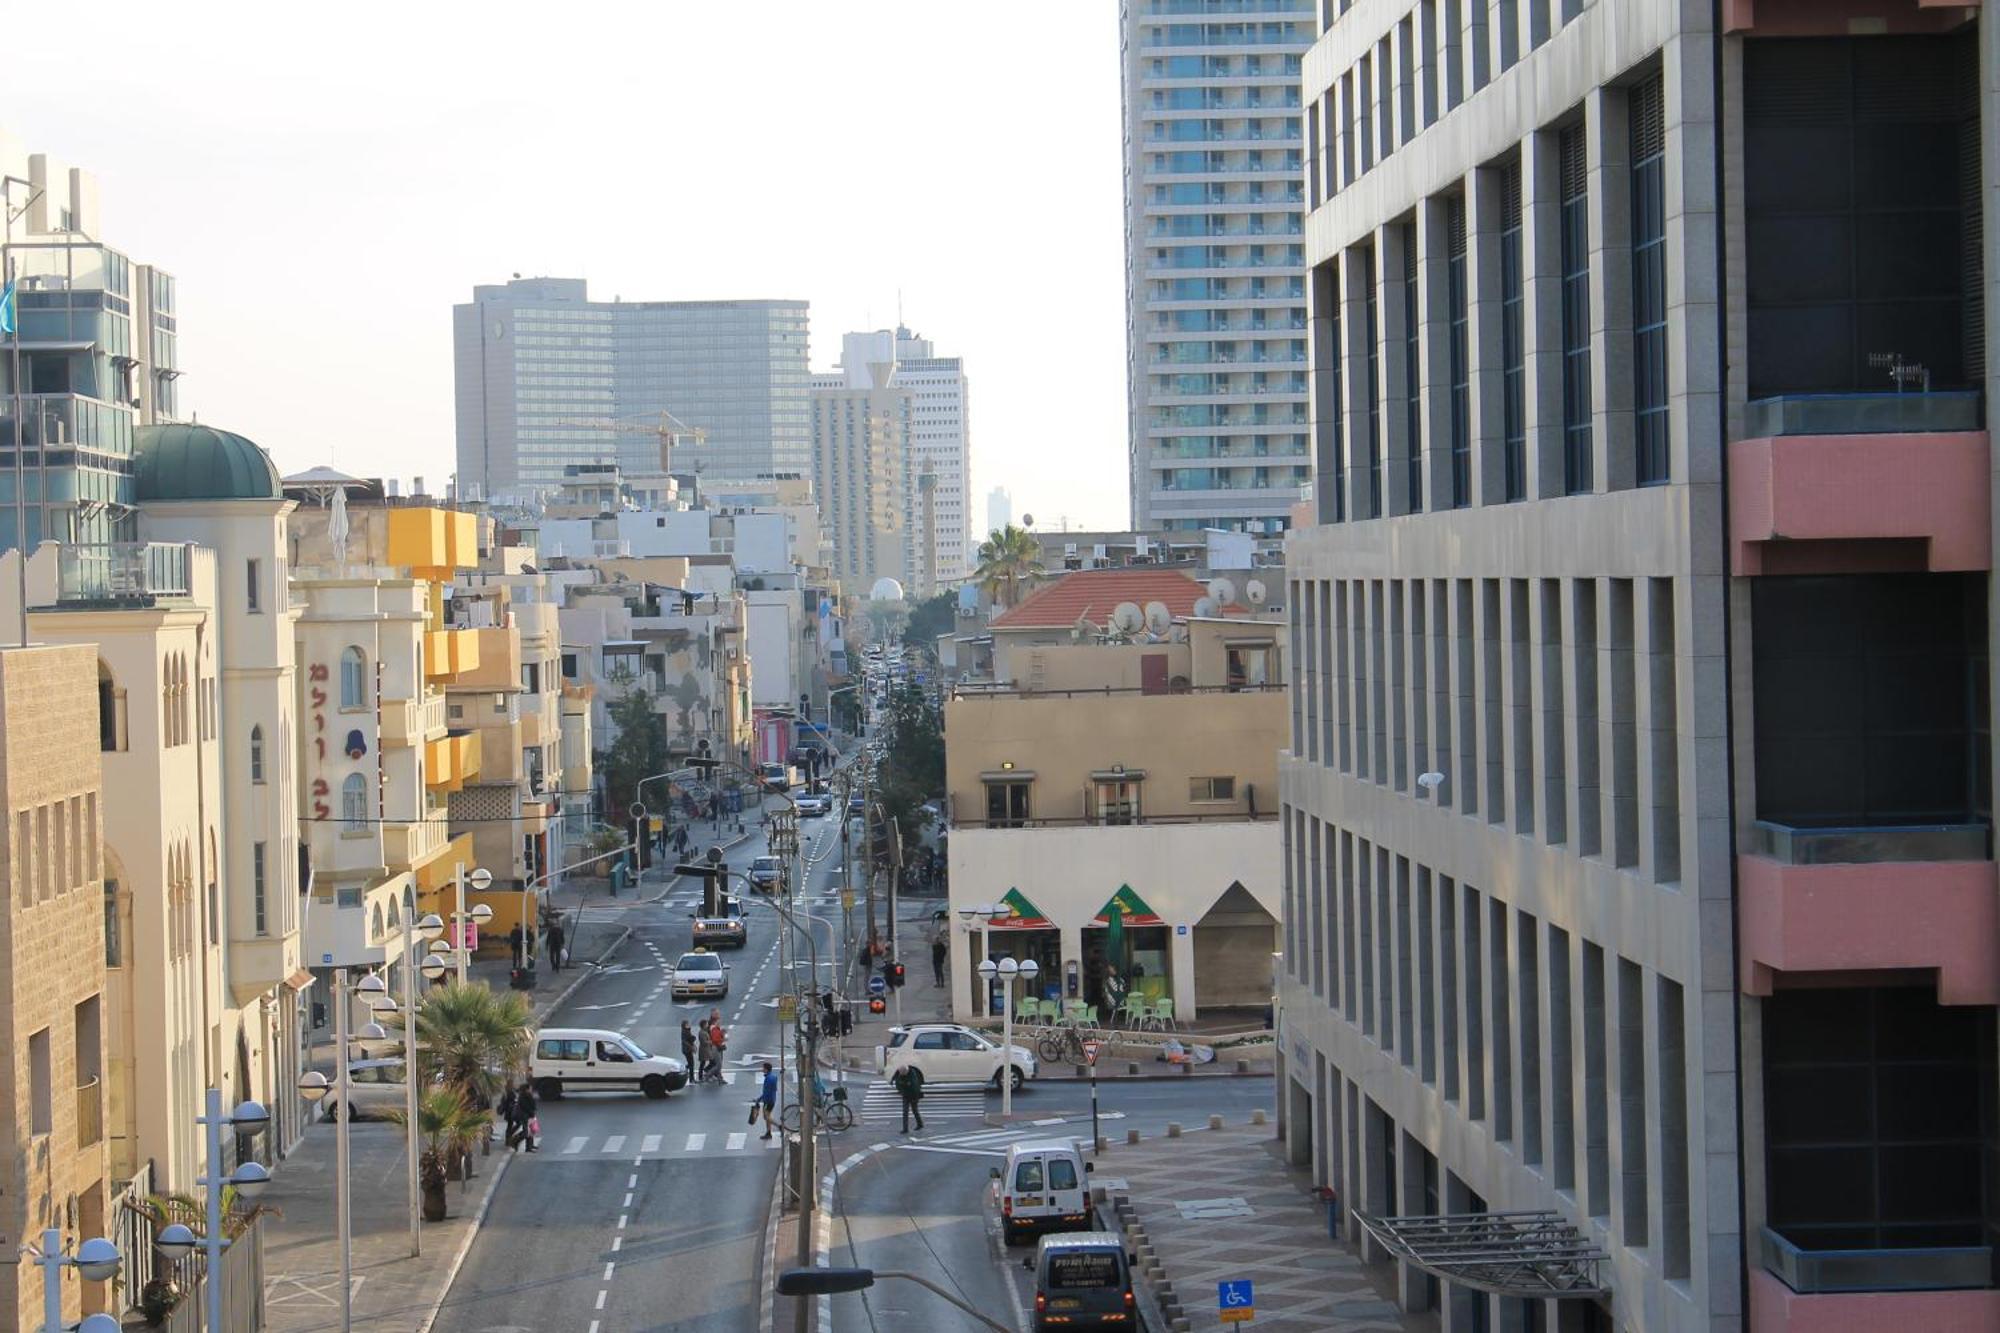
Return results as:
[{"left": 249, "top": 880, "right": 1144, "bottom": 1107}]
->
[
  {"left": 391, "top": 1087, "right": 493, "bottom": 1218},
  {"left": 875, "top": 680, "right": 944, "bottom": 846},
  {"left": 597, "top": 684, "right": 670, "bottom": 839},
  {"left": 410, "top": 982, "right": 533, "bottom": 1110},
  {"left": 973, "top": 525, "right": 1045, "bottom": 609},
  {"left": 902, "top": 591, "right": 955, "bottom": 651}
]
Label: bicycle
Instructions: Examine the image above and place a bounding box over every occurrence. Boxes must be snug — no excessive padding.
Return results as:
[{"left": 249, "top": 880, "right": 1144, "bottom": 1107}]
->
[
  {"left": 778, "top": 1078, "right": 854, "bottom": 1133},
  {"left": 1036, "top": 1025, "right": 1090, "bottom": 1065}
]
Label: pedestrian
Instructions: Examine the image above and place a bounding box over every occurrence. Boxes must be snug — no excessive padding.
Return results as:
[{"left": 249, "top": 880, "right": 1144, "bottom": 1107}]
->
[
  {"left": 892, "top": 1061, "right": 925, "bottom": 1133},
  {"left": 680, "top": 1020, "right": 696, "bottom": 1074},
  {"left": 547, "top": 919, "right": 567, "bottom": 973},
  {"left": 495, "top": 1082, "right": 517, "bottom": 1146},
  {"left": 1104, "top": 963, "right": 1129, "bottom": 1027},
  {"left": 930, "top": 927, "right": 947, "bottom": 986},
  {"left": 695, "top": 1020, "right": 716, "bottom": 1084},
  {"left": 509, "top": 1082, "right": 539, "bottom": 1151},
  {"left": 508, "top": 922, "right": 525, "bottom": 969},
  {"left": 751, "top": 1061, "right": 778, "bottom": 1140}
]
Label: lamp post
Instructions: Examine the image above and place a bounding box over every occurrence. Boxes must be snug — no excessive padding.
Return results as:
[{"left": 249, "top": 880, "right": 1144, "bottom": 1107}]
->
[
  {"left": 383, "top": 912, "right": 445, "bottom": 1256},
  {"left": 154, "top": 1090, "right": 271, "bottom": 1333},
  {"left": 451, "top": 866, "right": 494, "bottom": 983},
  {"left": 958, "top": 903, "right": 1003, "bottom": 1019},
  {"left": 25, "top": 1230, "right": 122, "bottom": 1333},
  {"left": 976, "top": 955, "right": 1038, "bottom": 1119},
  {"left": 294, "top": 966, "right": 360, "bottom": 1333}
]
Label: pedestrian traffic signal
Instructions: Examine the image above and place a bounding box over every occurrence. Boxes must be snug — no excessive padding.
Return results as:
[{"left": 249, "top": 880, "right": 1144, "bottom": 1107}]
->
[
  {"left": 887, "top": 961, "right": 906, "bottom": 989},
  {"left": 868, "top": 997, "right": 886, "bottom": 1014}
]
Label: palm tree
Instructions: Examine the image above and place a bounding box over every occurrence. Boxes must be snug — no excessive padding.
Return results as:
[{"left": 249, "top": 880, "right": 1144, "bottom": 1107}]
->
[
  {"left": 391, "top": 1088, "right": 493, "bottom": 1220},
  {"left": 411, "top": 983, "right": 532, "bottom": 1109},
  {"left": 974, "top": 525, "right": 1045, "bottom": 609}
]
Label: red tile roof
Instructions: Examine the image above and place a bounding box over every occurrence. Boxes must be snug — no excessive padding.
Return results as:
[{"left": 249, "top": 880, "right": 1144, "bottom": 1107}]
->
[{"left": 988, "top": 568, "right": 1231, "bottom": 630}]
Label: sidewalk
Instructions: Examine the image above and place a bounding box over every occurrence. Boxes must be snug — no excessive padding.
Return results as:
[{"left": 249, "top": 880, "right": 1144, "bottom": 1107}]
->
[{"left": 1096, "top": 1120, "right": 1434, "bottom": 1332}]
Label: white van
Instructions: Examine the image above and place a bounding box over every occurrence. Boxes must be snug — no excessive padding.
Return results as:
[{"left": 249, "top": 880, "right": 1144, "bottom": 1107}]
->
[
  {"left": 530, "top": 1028, "right": 688, "bottom": 1100},
  {"left": 993, "top": 1137, "right": 1095, "bottom": 1244}
]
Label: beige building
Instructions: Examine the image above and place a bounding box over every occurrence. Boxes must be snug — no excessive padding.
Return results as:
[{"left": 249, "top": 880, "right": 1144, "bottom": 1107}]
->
[
  {"left": 946, "top": 601, "right": 1285, "bottom": 1023},
  {"left": 0, "top": 643, "right": 112, "bottom": 1331},
  {"left": 811, "top": 366, "right": 912, "bottom": 594}
]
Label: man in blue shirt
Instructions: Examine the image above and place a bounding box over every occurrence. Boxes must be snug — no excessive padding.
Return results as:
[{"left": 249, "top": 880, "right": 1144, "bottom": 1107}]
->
[{"left": 755, "top": 1061, "right": 778, "bottom": 1140}]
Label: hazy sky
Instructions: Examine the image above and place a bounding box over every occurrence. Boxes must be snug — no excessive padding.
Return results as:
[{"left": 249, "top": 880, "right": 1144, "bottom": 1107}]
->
[{"left": 10, "top": 1, "right": 1132, "bottom": 530}]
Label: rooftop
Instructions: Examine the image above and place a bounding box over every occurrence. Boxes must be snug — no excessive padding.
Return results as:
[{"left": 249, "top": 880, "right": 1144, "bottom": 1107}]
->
[
  {"left": 135, "top": 423, "right": 283, "bottom": 503},
  {"left": 988, "top": 568, "right": 1244, "bottom": 630}
]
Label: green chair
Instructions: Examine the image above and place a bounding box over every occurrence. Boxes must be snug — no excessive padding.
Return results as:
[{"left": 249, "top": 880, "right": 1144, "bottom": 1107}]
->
[
  {"left": 1018, "top": 996, "right": 1045, "bottom": 1024},
  {"left": 1153, "top": 997, "right": 1176, "bottom": 1031}
]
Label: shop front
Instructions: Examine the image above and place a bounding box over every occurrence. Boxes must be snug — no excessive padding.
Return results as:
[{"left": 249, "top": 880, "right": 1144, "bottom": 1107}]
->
[
  {"left": 1083, "top": 884, "right": 1172, "bottom": 1018},
  {"left": 972, "top": 888, "right": 1063, "bottom": 1017}
]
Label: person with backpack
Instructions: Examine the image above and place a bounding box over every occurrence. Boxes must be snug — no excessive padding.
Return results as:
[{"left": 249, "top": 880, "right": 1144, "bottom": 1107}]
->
[{"left": 892, "top": 1061, "right": 925, "bottom": 1133}]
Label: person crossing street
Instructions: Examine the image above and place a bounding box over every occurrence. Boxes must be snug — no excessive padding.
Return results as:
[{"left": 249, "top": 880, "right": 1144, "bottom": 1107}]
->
[{"left": 892, "top": 1061, "right": 925, "bottom": 1133}]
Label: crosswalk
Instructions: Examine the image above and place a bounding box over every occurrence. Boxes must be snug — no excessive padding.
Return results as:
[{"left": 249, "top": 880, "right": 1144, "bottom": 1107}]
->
[
  {"left": 923, "top": 1112, "right": 1127, "bottom": 1153},
  {"left": 858, "top": 1077, "right": 987, "bottom": 1125},
  {"left": 548, "top": 1129, "right": 784, "bottom": 1158}
]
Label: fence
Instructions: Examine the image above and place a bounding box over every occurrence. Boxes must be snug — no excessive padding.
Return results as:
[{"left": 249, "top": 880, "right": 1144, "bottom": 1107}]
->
[{"left": 113, "top": 1181, "right": 266, "bottom": 1333}]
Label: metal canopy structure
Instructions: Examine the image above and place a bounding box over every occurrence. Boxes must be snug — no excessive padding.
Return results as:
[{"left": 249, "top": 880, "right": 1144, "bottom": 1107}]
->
[{"left": 1355, "top": 1210, "right": 1611, "bottom": 1299}]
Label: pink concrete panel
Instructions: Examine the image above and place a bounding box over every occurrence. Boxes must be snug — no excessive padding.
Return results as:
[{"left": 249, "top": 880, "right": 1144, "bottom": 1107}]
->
[
  {"left": 1738, "top": 854, "right": 2000, "bottom": 1004},
  {"left": 1725, "top": 0, "right": 1980, "bottom": 35},
  {"left": 1750, "top": 1268, "right": 2000, "bottom": 1333},
  {"left": 1729, "top": 432, "right": 1990, "bottom": 575}
]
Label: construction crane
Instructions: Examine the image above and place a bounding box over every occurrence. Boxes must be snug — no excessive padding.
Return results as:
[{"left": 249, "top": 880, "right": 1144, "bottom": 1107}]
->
[{"left": 547, "top": 410, "right": 709, "bottom": 476}]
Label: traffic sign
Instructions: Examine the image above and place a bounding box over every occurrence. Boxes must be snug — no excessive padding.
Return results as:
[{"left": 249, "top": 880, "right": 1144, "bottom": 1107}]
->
[
  {"left": 1082, "top": 1040, "right": 1101, "bottom": 1067},
  {"left": 867, "top": 975, "right": 887, "bottom": 997},
  {"left": 840, "top": 889, "right": 855, "bottom": 911},
  {"left": 1219, "top": 1280, "right": 1254, "bottom": 1323}
]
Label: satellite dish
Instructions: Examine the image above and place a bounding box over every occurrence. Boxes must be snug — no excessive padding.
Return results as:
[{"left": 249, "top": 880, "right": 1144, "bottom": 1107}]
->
[
  {"left": 1111, "top": 602, "right": 1144, "bottom": 635},
  {"left": 1021, "top": 512, "right": 1035, "bottom": 528},
  {"left": 1244, "top": 579, "right": 1268, "bottom": 607},
  {"left": 1144, "top": 602, "right": 1173, "bottom": 634},
  {"left": 1208, "top": 577, "right": 1237, "bottom": 607},
  {"left": 1192, "top": 596, "right": 1218, "bottom": 619}
]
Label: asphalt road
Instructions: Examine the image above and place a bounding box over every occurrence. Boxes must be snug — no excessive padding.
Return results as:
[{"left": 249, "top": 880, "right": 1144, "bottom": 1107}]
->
[
  {"left": 823, "top": 1078, "right": 1276, "bottom": 1333},
  {"left": 433, "top": 798, "right": 852, "bottom": 1333}
]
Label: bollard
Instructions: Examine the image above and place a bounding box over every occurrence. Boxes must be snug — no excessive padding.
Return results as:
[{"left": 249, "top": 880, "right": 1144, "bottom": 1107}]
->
[
  {"left": 1235, "top": 1059, "right": 1251, "bottom": 1074},
  {"left": 1209, "top": 1114, "right": 1224, "bottom": 1130},
  {"left": 1166, "top": 1121, "right": 1182, "bottom": 1137},
  {"left": 1252, "top": 1108, "right": 1268, "bottom": 1126},
  {"left": 1127, "top": 1128, "right": 1142, "bottom": 1145},
  {"left": 1180, "top": 1061, "right": 1192, "bottom": 1076},
  {"left": 1127, "top": 1061, "right": 1141, "bottom": 1076},
  {"left": 1096, "top": 1136, "right": 1110, "bottom": 1153}
]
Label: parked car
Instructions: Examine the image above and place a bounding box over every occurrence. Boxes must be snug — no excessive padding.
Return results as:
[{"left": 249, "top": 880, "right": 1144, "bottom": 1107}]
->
[
  {"left": 691, "top": 907, "right": 747, "bottom": 948},
  {"left": 994, "top": 1139, "right": 1096, "bottom": 1244},
  {"left": 1022, "top": 1232, "right": 1138, "bottom": 1330},
  {"left": 529, "top": 1028, "right": 688, "bottom": 1100},
  {"left": 670, "top": 949, "right": 730, "bottom": 1000},
  {"left": 882, "top": 1022, "right": 1037, "bottom": 1090},
  {"left": 748, "top": 854, "right": 784, "bottom": 891},
  {"left": 324, "top": 1057, "right": 407, "bottom": 1121}
]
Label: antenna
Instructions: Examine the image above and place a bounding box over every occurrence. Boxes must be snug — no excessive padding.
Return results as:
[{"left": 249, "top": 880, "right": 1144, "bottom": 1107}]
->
[
  {"left": 1208, "top": 577, "right": 1237, "bottom": 607},
  {"left": 1143, "top": 601, "right": 1173, "bottom": 635},
  {"left": 1111, "top": 602, "right": 1145, "bottom": 636},
  {"left": 1244, "top": 579, "right": 1268, "bottom": 608}
]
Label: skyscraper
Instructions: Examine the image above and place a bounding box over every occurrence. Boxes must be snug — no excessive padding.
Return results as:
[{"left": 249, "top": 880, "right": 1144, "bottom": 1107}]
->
[
  {"left": 811, "top": 344, "right": 912, "bottom": 596},
  {"left": 1120, "top": 3, "right": 1315, "bottom": 534},
  {"left": 452, "top": 277, "right": 810, "bottom": 500},
  {"left": 0, "top": 131, "right": 180, "bottom": 551}
]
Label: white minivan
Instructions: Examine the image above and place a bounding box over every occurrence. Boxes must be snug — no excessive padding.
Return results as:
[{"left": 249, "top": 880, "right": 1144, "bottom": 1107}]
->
[
  {"left": 530, "top": 1028, "right": 688, "bottom": 1100},
  {"left": 993, "top": 1137, "right": 1095, "bottom": 1244}
]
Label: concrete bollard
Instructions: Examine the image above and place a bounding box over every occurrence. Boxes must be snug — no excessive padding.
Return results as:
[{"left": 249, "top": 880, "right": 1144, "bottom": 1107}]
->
[
  {"left": 1166, "top": 1122, "right": 1182, "bottom": 1137},
  {"left": 1235, "top": 1059, "right": 1251, "bottom": 1074},
  {"left": 1074, "top": 1065, "right": 1087, "bottom": 1078},
  {"left": 1127, "top": 1128, "right": 1142, "bottom": 1145},
  {"left": 1180, "top": 1061, "right": 1193, "bottom": 1075},
  {"left": 1209, "top": 1114, "right": 1224, "bottom": 1130},
  {"left": 1251, "top": 1108, "right": 1268, "bottom": 1126},
  {"left": 1127, "top": 1061, "right": 1141, "bottom": 1076},
  {"left": 1096, "top": 1136, "right": 1110, "bottom": 1153}
]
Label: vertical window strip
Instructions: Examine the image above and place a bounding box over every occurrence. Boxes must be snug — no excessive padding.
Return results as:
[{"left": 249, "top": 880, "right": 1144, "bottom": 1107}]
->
[
  {"left": 1403, "top": 227, "right": 1422, "bottom": 512},
  {"left": 1630, "top": 73, "right": 1670, "bottom": 485},
  {"left": 1447, "top": 196, "right": 1471, "bottom": 507},
  {"left": 1559, "top": 124, "right": 1594, "bottom": 495},
  {"left": 1363, "top": 246, "right": 1382, "bottom": 518},
  {"left": 1331, "top": 274, "right": 1347, "bottom": 522},
  {"left": 1500, "top": 162, "right": 1527, "bottom": 501}
]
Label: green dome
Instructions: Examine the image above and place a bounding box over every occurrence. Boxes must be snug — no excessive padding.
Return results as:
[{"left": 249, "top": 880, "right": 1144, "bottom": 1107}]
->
[{"left": 133, "top": 423, "right": 283, "bottom": 502}]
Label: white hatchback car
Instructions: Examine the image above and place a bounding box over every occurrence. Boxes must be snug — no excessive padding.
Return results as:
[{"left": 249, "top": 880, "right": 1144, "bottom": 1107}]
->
[{"left": 882, "top": 1023, "right": 1038, "bottom": 1091}]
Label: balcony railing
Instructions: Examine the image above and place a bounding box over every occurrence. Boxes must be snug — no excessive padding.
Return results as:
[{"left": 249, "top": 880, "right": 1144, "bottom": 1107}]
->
[
  {"left": 1761, "top": 1226, "right": 1993, "bottom": 1295},
  {"left": 1751, "top": 819, "right": 1992, "bottom": 865},
  {"left": 385, "top": 813, "right": 448, "bottom": 867},
  {"left": 50, "top": 542, "right": 192, "bottom": 606},
  {"left": 1743, "top": 390, "right": 1982, "bottom": 439},
  {"left": 75, "top": 1078, "right": 102, "bottom": 1148}
]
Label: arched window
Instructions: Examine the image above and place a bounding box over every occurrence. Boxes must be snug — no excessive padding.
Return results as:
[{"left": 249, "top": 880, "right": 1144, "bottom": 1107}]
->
[
  {"left": 340, "top": 647, "right": 367, "bottom": 710},
  {"left": 249, "top": 726, "right": 266, "bottom": 783},
  {"left": 98, "top": 661, "right": 125, "bottom": 752},
  {"left": 161, "top": 656, "right": 175, "bottom": 746},
  {"left": 341, "top": 774, "right": 368, "bottom": 831},
  {"left": 370, "top": 902, "right": 384, "bottom": 939}
]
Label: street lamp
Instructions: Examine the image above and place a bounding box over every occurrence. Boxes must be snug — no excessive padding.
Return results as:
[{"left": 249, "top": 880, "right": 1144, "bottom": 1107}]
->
[
  {"left": 23, "top": 1230, "right": 122, "bottom": 1333},
  {"left": 958, "top": 903, "right": 1004, "bottom": 1018},
  {"left": 155, "top": 1090, "right": 271, "bottom": 1333},
  {"left": 295, "top": 964, "right": 364, "bottom": 1333},
  {"left": 449, "top": 867, "right": 494, "bottom": 984},
  {"left": 976, "top": 955, "right": 1038, "bottom": 1119},
  {"left": 381, "top": 909, "right": 444, "bottom": 1258}
]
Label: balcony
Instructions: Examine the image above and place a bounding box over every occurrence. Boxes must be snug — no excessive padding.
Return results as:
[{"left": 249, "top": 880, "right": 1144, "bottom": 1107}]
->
[
  {"left": 424, "top": 628, "right": 482, "bottom": 681},
  {"left": 76, "top": 1079, "right": 102, "bottom": 1148},
  {"left": 1729, "top": 393, "right": 1989, "bottom": 575},
  {"left": 385, "top": 812, "right": 449, "bottom": 867},
  {"left": 46, "top": 542, "right": 193, "bottom": 607},
  {"left": 1752, "top": 1233, "right": 2000, "bottom": 1331},
  {"left": 381, "top": 692, "right": 448, "bottom": 748},
  {"left": 424, "top": 731, "right": 482, "bottom": 793}
]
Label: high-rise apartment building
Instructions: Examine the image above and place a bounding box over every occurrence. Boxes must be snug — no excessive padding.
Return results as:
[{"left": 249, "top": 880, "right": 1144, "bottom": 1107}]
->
[
  {"left": 985, "top": 485, "right": 1012, "bottom": 546},
  {"left": 0, "top": 130, "right": 180, "bottom": 551},
  {"left": 812, "top": 345, "right": 915, "bottom": 595},
  {"left": 453, "top": 278, "right": 810, "bottom": 500},
  {"left": 1120, "top": 2, "right": 1314, "bottom": 534},
  {"left": 1281, "top": 5, "right": 2000, "bottom": 1332}
]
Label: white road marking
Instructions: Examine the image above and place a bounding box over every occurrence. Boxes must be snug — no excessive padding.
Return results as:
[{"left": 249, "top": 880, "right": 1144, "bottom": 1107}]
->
[
  {"left": 641, "top": 1134, "right": 661, "bottom": 1153},
  {"left": 595, "top": 1289, "right": 607, "bottom": 1310},
  {"left": 622, "top": 1193, "right": 633, "bottom": 1208},
  {"left": 602, "top": 1136, "right": 626, "bottom": 1154},
  {"left": 627, "top": 1173, "right": 638, "bottom": 1189},
  {"left": 603, "top": 1262, "right": 615, "bottom": 1280},
  {"left": 685, "top": 1133, "right": 706, "bottom": 1152},
  {"left": 896, "top": 1142, "right": 1007, "bottom": 1157},
  {"left": 611, "top": 1237, "right": 622, "bottom": 1253},
  {"left": 726, "top": 1132, "right": 747, "bottom": 1151},
  {"left": 617, "top": 1214, "right": 628, "bottom": 1230},
  {"left": 563, "top": 1136, "right": 588, "bottom": 1155}
]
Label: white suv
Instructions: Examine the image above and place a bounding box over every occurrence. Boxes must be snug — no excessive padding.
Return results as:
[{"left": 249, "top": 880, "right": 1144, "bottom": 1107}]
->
[{"left": 882, "top": 1023, "right": 1038, "bottom": 1091}]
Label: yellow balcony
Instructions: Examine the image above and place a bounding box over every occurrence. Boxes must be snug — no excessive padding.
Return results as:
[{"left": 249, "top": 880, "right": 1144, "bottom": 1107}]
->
[
  {"left": 387, "top": 507, "right": 479, "bottom": 578},
  {"left": 424, "top": 629, "right": 482, "bottom": 681},
  {"left": 381, "top": 693, "right": 448, "bottom": 747},
  {"left": 413, "top": 832, "right": 476, "bottom": 906},
  {"left": 424, "top": 731, "right": 482, "bottom": 792}
]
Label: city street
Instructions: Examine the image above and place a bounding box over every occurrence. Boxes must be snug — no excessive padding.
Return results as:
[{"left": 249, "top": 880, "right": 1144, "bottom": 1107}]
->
[{"left": 432, "top": 798, "right": 851, "bottom": 1333}]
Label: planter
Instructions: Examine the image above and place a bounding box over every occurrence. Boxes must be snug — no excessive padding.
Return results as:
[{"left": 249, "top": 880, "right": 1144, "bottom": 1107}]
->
[{"left": 423, "top": 1182, "right": 449, "bottom": 1222}]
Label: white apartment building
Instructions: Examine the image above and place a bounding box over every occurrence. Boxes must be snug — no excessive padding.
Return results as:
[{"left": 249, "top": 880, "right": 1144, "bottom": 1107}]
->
[{"left": 1121, "top": 1, "right": 1316, "bottom": 534}]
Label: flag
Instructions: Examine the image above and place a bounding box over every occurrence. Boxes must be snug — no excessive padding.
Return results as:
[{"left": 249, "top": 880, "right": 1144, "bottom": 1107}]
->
[{"left": 0, "top": 282, "right": 14, "bottom": 337}]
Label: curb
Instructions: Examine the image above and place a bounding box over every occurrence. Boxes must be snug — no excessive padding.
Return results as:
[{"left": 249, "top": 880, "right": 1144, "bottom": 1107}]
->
[
  {"left": 415, "top": 1147, "right": 513, "bottom": 1333},
  {"left": 757, "top": 1146, "right": 789, "bottom": 1333},
  {"left": 530, "top": 924, "right": 635, "bottom": 1024}
]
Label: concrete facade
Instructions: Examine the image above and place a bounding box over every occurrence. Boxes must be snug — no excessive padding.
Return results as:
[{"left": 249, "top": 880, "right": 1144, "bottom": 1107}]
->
[{"left": 811, "top": 365, "right": 914, "bottom": 594}]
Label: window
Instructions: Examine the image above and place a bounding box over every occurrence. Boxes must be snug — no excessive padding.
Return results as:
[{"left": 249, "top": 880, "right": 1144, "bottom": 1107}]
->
[
  {"left": 1362, "top": 245, "right": 1382, "bottom": 517},
  {"left": 1014, "top": 1159, "right": 1045, "bottom": 1192},
  {"left": 1402, "top": 226, "right": 1422, "bottom": 511},
  {"left": 1447, "top": 195, "right": 1472, "bottom": 507},
  {"left": 250, "top": 725, "right": 265, "bottom": 783},
  {"left": 246, "top": 558, "right": 261, "bottom": 613},
  {"left": 597, "top": 1040, "right": 632, "bottom": 1063},
  {"left": 1560, "top": 123, "right": 1593, "bottom": 494},
  {"left": 1190, "top": 777, "right": 1237, "bottom": 802},
  {"left": 1500, "top": 160, "right": 1527, "bottom": 501},
  {"left": 97, "top": 662, "right": 124, "bottom": 752},
  {"left": 1094, "top": 779, "right": 1142, "bottom": 825},
  {"left": 1630, "top": 72, "right": 1669, "bottom": 485},
  {"left": 985, "top": 780, "right": 1031, "bottom": 828},
  {"left": 914, "top": 1031, "right": 950, "bottom": 1050},
  {"left": 1227, "top": 642, "right": 1273, "bottom": 689},
  {"left": 341, "top": 774, "right": 369, "bottom": 831},
  {"left": 1048, "top": 1157, "right": 1080, "bottom": 1191},
  {"left": 522, "top": 661, "right": 541, "bottom": 694},
  {"left": 29, "top": 1027, "right": 50, "bottom": 1135},
  {"left": 561, "top": 652, "right": 578, "bottom": 680},
  {"left": 340, "top": 646, "right": 367, "bottom": 709},
  {"left": 253, "top": 842, "right": 268, "bottom": 936},
  {"left": 103, "top": 880, "right": 121, "bottom": 967}
]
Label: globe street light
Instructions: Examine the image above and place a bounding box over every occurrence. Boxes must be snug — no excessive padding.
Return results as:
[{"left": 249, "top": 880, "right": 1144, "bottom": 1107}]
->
[
  {"left": 452, "top": 866, "right": 495, "bottom": 984},
  {"left": 976, "top": 955, "right": 1039, "bottom": 1118},
  {"left": 295, "top": 966, "right": 362, "bottom": 1333},
  {"left": 156, "top": 1091, "right": 270, "bottom": 1333},
  {"left": 25, "top": 1229, "right": 122, "bottom": 1333}
]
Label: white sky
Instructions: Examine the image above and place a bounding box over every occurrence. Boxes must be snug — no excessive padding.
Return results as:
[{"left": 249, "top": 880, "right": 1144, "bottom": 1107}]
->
[{"left": 9, "top": 1, "right": 1132, "bottom": 531}]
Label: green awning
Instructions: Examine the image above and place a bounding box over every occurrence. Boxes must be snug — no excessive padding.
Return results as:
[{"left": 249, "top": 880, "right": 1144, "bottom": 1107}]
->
[
  {"left": 988, "top": 887, "right": 1053, "bottom": 930},
  {"left": 1091, "top": 884, "right": 1163, "bottom": 927}
]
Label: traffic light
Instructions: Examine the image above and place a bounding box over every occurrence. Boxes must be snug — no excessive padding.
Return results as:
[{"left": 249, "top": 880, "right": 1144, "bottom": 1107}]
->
[
  {"left": 868, "top": 997, "right": 886, "bottom": 1014},
  {"left": 887, "top": 961, "right": 906, "bottom": 989}
]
